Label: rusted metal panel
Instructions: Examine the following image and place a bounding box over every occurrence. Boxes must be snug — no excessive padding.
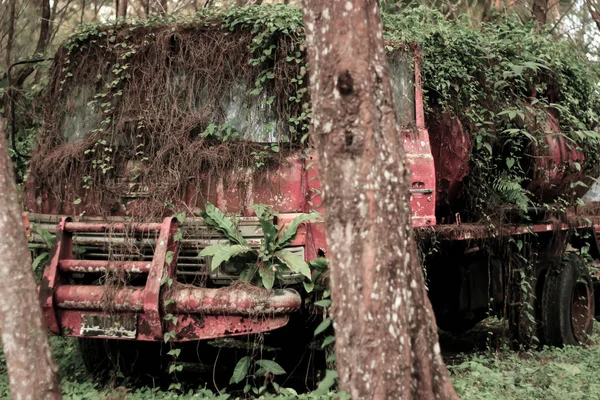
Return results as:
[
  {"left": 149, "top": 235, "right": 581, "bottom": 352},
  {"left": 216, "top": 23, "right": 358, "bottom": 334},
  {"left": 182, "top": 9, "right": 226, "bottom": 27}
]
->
[
  {"left": 55, "top": 285, "right": 145, "bottom": 311},
  {"left": 58, "top": 260, "right": 151, "bottom": 274},
  {"left": 425, "top": 216, "right": 600, "bottom": 241},
  {"left": 58, "top": 310, "right": 289, "bottom": 341},
  {"left": 143, "top": 217, "right": 178, "bottom": 340},
  {"left": 528, "top": 114, "right": 588, "bottom": 203},
  {"left": 170, "top": 315, "right": 290, "bottom": 342},
  {"left": 22, "top": 212, "right": 31, "bottom": 238},
  {"left": 401, "top": 48, "right": 437, "bottom": 228},
  {"left": 53, "top": 285, "right": 300, "bottom": 315},
  {"left": 170, "top": 287, "right": 301, "bottom": 315},
  {"left": 65, "top": 222, "right": 163, "bottom": 233},
  {"left": 414, "top": 46, "right": 426, "bottom": 130},
  {"left": 80, "top": 313, "right": 137, "bottom": 338},
  {"left": 39, "top": 217, "right": 71, "bottom": 334}
]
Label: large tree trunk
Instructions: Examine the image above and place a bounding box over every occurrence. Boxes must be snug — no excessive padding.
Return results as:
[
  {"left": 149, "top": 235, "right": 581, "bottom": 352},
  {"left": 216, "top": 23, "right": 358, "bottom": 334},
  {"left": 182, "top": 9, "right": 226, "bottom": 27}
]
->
[
  {"left": 302, "top": 2, "right": 458, "bottom": 399},
  {"left": 0, "top": 118, "right": 62, "bottom": 399}
]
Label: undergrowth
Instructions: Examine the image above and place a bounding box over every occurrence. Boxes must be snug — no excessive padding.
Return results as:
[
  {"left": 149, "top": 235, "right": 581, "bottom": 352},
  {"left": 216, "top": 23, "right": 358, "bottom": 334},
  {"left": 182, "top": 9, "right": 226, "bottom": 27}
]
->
[
  {"left": 450, "top": 336, "right": 600, "bottom": 399},
  {"left": 3, "top": 332, "right": 600, "bottom": 398}
]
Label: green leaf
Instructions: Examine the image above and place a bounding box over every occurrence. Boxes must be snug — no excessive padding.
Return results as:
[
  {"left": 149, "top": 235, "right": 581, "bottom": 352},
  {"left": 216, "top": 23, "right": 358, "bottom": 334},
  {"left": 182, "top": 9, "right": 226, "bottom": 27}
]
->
[
  {"left": 314, "top": 318, "right": 331, "bottom": 336},
  {"left": 230, "top": 356, "right": 251, "bottom": 384},
  {"left": 259, "top": 265, "right": 275, "bottom": 290},
  {"left": 255, "top": 359, "right": 286, "bottom": 375},
  {"left": 259, "top": 217, "right": 279, "bottom": 252},
  {"left": 240, "top": 263, "right": 259, "bottom": 282},
  {"left": 165, "top": 251, "right": 174, "bottom": 264},
  {"left": 321, "top": 335, "right": 335, "bottom": 349},
  {"left": 309, "top": 257, "right": 329, "bottom": 271},
  {"left": 174, "top": 212, "right": 186, "bottom": 223},
  {"left": 277, "top": 213, "right": 320, "bottom": 249},
  {"left": 303, "top": 281, "right": 314, "bottom": 293},
  {"left": 34, "top": 229, "right": 53, "bottom": 247},
  {"left": 314, "top": 369, "right": 338, "bottom": 395},
  {"left": 32, "top": 252, "right": 49, "bottom": 271},
  {"left": 275, "top": 251, "right": 311, "bottom": 280},
  {"left": 506, "top": 157, "right": 515, "bottom": 169},
  {"left": 199, "top": 244, "right": 252, "bottom": 271},
  {"left": 314, "top": 299, "right": 331, "bottom": 308},
  {"left": 201, "top": 203, "right": 246, "bottom": 245},
  {"left": 167, "top": 349, "right": 181, "bottom": 357},
  {"left": 483, "top": 143, "right": 493, "bottom": 155},
  {"left": 73, "top": 198, "right": 82, "bottom": 205}
]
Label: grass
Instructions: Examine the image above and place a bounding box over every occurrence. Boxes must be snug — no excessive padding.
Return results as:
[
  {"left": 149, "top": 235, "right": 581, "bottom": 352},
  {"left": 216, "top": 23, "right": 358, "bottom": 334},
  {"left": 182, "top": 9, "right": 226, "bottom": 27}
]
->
[
  {"left": 2, "top": 330, "right": 600, "bottom": 398},
  {"left": 450, "top": 342, "right": 600, "bottom": 400}
]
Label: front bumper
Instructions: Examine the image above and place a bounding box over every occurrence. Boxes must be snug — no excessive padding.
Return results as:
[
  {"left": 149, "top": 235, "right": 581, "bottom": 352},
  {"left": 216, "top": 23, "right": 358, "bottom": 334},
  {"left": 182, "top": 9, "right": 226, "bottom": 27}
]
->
[{"left": 29, "top": 214, "right": 304, "bottom": 341}]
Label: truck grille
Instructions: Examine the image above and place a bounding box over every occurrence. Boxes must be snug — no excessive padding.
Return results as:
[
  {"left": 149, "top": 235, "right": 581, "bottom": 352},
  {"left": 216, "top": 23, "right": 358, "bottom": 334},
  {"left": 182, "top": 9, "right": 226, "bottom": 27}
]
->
[{"left": 27, "top": 214, "right": 304, "bottom": 286}]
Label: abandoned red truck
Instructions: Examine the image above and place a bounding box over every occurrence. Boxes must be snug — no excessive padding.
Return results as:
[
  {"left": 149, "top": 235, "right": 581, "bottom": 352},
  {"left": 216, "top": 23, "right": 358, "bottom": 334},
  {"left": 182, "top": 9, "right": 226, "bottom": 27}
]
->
[{"left": 19, "top": 8, "right": 600, "bottom": 383}]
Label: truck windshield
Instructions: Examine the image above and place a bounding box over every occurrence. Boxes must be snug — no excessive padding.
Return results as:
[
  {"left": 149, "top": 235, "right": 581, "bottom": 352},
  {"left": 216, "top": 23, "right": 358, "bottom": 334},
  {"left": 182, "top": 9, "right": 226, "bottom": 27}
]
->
[{"left": 60, "top": 51, "right": 415, "bottom": 144}]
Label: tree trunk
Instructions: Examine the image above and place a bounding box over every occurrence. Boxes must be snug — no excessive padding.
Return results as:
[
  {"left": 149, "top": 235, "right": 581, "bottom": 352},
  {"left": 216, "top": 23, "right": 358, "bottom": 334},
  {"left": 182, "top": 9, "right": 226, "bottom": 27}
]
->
[
  {"left": 0, "top": 119, "right": 62, "bottom": 399},
  {"left": 532, "top": 0, "right": 548, "bottom": 25},
  {"left": 118, "top": 0, "right": 128, "bottom": 18},
  {"left": 5, "top": 0, "right": 16, "bottom": 72},
  {"left": 13, "top": 0, "right": 51, "bottom": 86},
  {"left": 587, "top": 0, "right": 600, "bottom": 32},
  {"left": 301, "top": 1, "right": 458, "bottom": 399}
]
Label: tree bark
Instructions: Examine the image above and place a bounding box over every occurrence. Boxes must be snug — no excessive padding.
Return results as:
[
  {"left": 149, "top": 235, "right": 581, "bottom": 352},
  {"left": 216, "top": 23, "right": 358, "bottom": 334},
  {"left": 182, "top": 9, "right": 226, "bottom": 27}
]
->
[
  {"left": 532, "top": 0, "right": 548, "bottom": 25},
  {"left": 118, "top": 0, "right": 128, "bottom": 18},
  {"left": 587, "top": 0, "right": 600, "bottom": 32},
  {"left": 13, "top": 0, "right": 51, "bottom": 87},
  {"left": 0, "top": 118, "right": 62, "bottom": 399},
  {"left": 301, "top": 1, "right": 458, "bottom": 399},
  {"left": 5, "top": 0, "right": 16, "bottom": 72}
]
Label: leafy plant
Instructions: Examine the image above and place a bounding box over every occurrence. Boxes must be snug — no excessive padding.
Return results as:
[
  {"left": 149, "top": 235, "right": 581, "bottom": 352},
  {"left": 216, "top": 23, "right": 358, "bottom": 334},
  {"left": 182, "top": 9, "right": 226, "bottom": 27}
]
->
[{"left": 199, "top": 203, "right": 319, "bottom": 291}]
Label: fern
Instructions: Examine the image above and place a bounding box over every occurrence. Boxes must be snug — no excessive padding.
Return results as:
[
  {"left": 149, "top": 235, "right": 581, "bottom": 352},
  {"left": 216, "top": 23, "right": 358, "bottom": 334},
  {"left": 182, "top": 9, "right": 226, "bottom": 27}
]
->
[{"left": 493, "top": 174, "right": 531, "bottom": 213}]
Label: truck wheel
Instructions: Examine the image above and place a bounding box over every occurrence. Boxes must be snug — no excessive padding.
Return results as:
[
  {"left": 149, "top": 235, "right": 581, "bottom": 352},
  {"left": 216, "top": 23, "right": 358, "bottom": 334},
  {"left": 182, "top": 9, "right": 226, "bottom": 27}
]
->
[
  {"left": 77, "top": 338, "right": 164, "bottom": 382},
  {"left": 542, "top": 254, "right": 595, "bottom": 346}
]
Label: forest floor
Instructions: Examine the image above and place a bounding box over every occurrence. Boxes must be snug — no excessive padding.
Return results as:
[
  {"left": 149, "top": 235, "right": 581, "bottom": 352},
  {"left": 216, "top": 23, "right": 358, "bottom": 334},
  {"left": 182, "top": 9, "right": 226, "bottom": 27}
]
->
[{"left": 1, "top": 322, "right": 600, "bottom": 399}]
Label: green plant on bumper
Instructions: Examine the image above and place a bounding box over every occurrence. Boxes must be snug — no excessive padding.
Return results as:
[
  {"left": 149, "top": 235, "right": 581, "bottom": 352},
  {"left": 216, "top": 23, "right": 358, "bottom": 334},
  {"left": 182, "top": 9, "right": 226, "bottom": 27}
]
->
[{"left": 199, "top": 203, "right": 319, "bottom": 291}]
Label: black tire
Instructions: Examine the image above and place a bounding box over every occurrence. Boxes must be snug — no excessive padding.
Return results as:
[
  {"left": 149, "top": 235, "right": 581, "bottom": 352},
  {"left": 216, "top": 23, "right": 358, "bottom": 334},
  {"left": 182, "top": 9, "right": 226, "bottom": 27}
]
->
[
  {"left": 542, "top": 254, "right": 595, "bottom": 346},
  {"left": 77, "top": 338, "right": 164, "bottom": 382}
]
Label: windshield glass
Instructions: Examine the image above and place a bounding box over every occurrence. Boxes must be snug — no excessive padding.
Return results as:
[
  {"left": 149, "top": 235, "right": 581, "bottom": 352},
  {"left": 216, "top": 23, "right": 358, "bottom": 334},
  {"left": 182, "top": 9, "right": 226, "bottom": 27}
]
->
[
  {"left": 388, "top": 50, "right": 416, "bottom": 126},
  {"left": 60, "top": 51, "right": 415, "bottom": 144}
]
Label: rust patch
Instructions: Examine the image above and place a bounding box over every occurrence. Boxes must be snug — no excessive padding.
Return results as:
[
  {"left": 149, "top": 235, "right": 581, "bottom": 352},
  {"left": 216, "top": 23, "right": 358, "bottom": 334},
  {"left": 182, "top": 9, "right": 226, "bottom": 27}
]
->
[
  {"left": 176, "top": 322, "right": 199, "bottom": 340},
  {"left": 138, "top": 319, "right": 152, "bottom": 337}
]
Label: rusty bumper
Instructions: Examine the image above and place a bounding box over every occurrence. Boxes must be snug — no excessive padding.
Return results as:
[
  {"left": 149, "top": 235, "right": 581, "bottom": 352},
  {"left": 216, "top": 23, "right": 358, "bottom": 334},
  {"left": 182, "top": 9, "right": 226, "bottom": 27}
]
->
[
  {"left": 54, "top": 287, "right": 301, "bottom": 342},
  {"left": 54, "top": 285, "right": 301, "bottom": 315}
]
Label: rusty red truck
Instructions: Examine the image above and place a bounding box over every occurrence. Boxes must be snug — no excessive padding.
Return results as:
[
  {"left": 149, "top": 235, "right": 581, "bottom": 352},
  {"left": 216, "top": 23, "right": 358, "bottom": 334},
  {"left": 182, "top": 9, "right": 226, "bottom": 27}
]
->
[{"left": 20, "top": 8, "right": 600, "bottom": 382}]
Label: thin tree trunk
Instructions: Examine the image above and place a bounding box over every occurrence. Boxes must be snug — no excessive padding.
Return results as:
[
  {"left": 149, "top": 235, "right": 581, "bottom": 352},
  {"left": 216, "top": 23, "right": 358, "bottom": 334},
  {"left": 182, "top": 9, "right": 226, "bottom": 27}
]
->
[
  {"left": 0, "top": 119, "right": 62, "bottom": 399},
  {"left": 5, "top": 0, "right": 16, "bottom": 72},
  {"left": 532, "top": 0, "right": 548, "bottom": 25},
  {"left": 13, "top": 0, "right": 51, "bottom": 86},
  {"left": 587, "top": 0, "right": 600, "bottom": 31},
  {"left": 118, "top": 0, "right": 128, "bottom": 18},
  {"left": 302, "top": 1, "right": 458, "bottom": 399}
]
